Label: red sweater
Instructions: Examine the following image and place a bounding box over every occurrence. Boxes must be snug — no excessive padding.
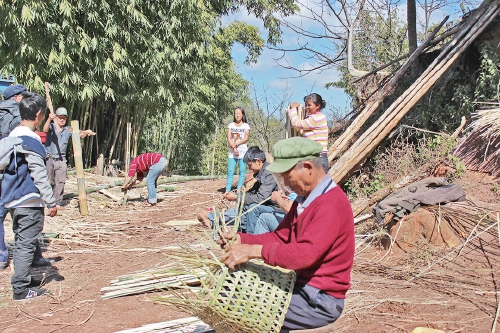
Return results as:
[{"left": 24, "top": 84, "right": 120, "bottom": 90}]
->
[
  {"left": 128, "top": 153, "right": 163, "bottom": 180},
  {"left": 239, "top": 186, "right": 355, "bottom": 299}
]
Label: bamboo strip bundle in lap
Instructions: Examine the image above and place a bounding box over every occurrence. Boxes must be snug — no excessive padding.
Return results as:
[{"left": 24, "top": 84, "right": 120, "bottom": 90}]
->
[{"left": 328, "top": 0, "right": 500, "bottom": 183}]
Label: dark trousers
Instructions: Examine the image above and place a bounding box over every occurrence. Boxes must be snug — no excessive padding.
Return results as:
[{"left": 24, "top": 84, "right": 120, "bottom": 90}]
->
[
  {"left": 281, "top": 284, "right": 344, "bottom": 332},
  {"left": 47, "top": 157, "right": 67, "bottom": 204},
  {"left": 0, "top": 204, "right": 8, "bottom": 263},
  {"left": 10, "top": 207, "right": 44, "bottom": 295}
]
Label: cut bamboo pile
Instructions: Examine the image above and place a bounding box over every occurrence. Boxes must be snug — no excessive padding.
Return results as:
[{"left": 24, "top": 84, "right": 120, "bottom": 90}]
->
[{"left": 328, "top": 0, "right": 500, "bottom": 183}]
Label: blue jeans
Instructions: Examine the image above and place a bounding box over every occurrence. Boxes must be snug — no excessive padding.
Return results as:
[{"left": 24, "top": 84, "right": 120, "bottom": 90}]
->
[
  {"left": 146, "top": 157, "right": 167, "bottom": 204},
  {"left": 254, "top": 210, "right": 286, "bottom": 235},
  {"left": 226, "top": 158, "right": 246, "bottom": 192},
  {"left": 0, "top": 204, "right": 8, "bottom": 263},
  {"left": 245, "top": 204, "right": 285, "bottom": 235}
]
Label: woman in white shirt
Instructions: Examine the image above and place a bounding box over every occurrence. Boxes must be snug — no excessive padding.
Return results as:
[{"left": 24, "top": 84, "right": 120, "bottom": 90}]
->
[{"left": 225, "top": 107, "right": 250, "bottom": 193}]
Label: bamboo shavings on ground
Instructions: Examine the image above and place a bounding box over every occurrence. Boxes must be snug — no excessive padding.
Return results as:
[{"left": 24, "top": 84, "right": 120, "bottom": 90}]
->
[
  {"left": 113, "top": 316, "right": 213, "bottom": 333},
  {"left": 43, "top": 216, "right": 125, "bottom": 243}
]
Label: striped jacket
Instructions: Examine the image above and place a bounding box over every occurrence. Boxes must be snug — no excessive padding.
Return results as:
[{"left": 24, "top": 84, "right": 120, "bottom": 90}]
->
[{"left": 287, "top": 107, "right": 328, "bottom": 152}]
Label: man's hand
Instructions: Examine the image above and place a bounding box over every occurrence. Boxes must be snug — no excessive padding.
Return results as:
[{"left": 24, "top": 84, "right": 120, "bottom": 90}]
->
[
  {"left": 216, "top": 232, "right": 241, "bottom": 250},
  {"left": 221, "top": 243, "right": 263, "bottom": 270},
  {"left": 271, "top": 190, "right": 286, "bottom": 202},
  {"left": 49, "top": 113, "right": 56, "bottom": 120},
  {"left": 290, "top": 102, "right": 301, "bottom": 109},
  {"left": 47, "top": 207, "right": 57, "bottom": 217}
]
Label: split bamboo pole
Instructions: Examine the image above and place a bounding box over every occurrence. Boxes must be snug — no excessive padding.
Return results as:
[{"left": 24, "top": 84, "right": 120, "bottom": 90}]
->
[
  {"left": 71, "top": 120, "right": 89, "bottom": 215},
  {"left": 328, "top": 1, "right": 500, "bottom": 183},
  {"left": 125, "top": 123, "right": 131, "bottom": 174},
  {"left": 327, "top": 16, "right": 449, "bottom": 163}
]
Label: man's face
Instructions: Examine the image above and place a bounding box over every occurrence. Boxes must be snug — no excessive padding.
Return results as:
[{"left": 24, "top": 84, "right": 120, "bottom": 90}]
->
[
  {"left": 279, "top": 163, "right": 311, "bottom": 197},
  {"left": 56, "top": 115, "right": 67, "bottom": 126},
  {"left": 246, "top": 158, "right": 263, "bottom": 173},
  {"left": 13, "top": 94, "right": 23, "bottom": 103}
]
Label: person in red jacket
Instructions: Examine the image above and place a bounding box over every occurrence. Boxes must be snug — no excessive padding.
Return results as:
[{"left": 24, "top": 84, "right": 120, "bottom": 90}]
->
[{"left": 219, "top": 137, "right": 355, "bottom": 331}]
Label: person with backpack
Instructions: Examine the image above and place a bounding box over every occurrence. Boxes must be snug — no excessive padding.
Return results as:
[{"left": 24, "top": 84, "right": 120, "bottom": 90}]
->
[
  {"left": 0, "top": 84, "right": 27, "bottom": 140},
  {"left": 0, "top": 92, "right": 58, "bottom": 300}
]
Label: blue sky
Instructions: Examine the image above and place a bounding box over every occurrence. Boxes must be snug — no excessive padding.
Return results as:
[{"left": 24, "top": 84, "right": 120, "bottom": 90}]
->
[{"left": 226, "top": 0, "right": 474, "bottom": 120}]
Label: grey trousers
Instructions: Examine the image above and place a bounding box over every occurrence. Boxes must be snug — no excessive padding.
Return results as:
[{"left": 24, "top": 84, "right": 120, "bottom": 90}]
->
[
  {"left": 10, "top": 207, "right": 44, "bottom": 295},
  {"left": 281, "top": 284, "right": 344, "bottom": 332},
  {"left": 47, "top": 157, "right": 68, "bottom": 204}
]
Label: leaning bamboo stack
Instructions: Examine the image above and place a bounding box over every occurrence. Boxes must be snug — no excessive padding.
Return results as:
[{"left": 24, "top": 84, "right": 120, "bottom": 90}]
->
[{"left": 328, "top": 0, "right": 500, "bottom": 184}]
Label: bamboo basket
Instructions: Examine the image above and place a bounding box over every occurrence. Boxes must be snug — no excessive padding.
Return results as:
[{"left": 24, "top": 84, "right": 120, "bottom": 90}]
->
[{"left": 154, "top": 249, "right": 296, "bottom": 333}]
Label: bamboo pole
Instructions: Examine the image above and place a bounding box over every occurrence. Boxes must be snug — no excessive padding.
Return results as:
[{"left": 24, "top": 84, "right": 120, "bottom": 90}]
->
[
  {"left": 125, "top": 123, "right": 131, "bottom": 174},
  {"left": 328, "top": 2, "right": 500, "bottom": 183},
  {"left": 62, "top": 175, "right": 224, "bottom": 200},
  {"left": 71, "top": 120, "right": 89, "bottom": 215},
  {"left": 96, "top": 154, "right": 104, "bottom": 176},
  {"left": 327, "top": 16, "right": 449, "bottom": 163}
]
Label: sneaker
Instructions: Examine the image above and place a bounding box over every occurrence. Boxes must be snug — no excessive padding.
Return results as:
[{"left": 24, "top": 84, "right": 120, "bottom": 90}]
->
[
  {"left": 13, "top": 288, "right": 46, "bottom": 301},
  {"left": 30, "top": 276, "right": 44, "bottom": 287},
  {"left": 0, "top": 261, "right": 7, "bottom": 270},
  {"left": 32, "top": 258, "right": 55, "bottom": 267}
]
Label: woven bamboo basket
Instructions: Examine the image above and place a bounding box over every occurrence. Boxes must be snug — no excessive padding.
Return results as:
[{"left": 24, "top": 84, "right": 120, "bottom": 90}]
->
[{"left": 154, "top": 249, "right": 296, "bottom": 333}]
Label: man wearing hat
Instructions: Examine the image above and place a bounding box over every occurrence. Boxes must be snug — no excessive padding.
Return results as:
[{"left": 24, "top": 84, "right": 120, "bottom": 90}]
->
[
  {"left": 0, "top": 84, "right": 27, "bottom": 140},
  {"left": 219, "top": 137, "right": 355, "bottom": 331},
  {"left": 43, "top": 107, "right": 95, "bottom": 207}
]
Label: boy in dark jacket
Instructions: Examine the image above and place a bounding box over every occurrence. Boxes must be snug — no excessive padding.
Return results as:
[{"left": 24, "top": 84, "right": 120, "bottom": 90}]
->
[{"left": 0, "top": 92, "right": 57, "bottom": 300}]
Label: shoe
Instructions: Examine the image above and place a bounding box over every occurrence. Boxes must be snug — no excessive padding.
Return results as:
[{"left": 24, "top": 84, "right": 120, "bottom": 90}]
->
[
  {"left": 32, "top": 258, "right": 55, "bottom": 267},
  {"left": 13, "top": 287, "right": 46, "bottom": 301},
  {"left": 0, "top": 261, "right": 7, "bottom": 270},
  {"left": 30, "top": 276, "right": 45, "bottom": 287}
]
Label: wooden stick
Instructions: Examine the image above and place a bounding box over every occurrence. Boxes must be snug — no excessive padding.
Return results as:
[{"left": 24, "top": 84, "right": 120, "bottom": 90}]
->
[{"left": 71, "top": 120, "right": 88, "bottom": 215}]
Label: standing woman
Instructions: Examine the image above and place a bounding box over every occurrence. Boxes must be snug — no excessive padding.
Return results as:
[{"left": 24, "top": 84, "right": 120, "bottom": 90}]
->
[
  {"left": 288, "top": 93, "right": 329, "bottom": 170},
  {"left": 225, "top": 107, "right": 250, "bottom": 193}
]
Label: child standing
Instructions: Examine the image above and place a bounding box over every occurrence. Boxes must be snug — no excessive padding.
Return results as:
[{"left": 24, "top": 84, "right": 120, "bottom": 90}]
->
[
  {"left": 0, "top": 92, "right": 57, "bottom": 300},
  {"left": 225, "top": 107, "right": 250, "bottom": 193}
]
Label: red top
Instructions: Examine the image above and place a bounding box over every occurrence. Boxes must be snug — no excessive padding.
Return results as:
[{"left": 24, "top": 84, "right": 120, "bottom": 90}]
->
[
  {"left": 240, "top": 186, "right": 355, "bottom": 299},
  {"left": 128, "top": 153, "right": 163, "bottom": 180}
]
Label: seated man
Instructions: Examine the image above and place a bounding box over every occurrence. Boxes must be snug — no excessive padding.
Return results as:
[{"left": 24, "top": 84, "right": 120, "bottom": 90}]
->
[
  {"left": 252, "top": 189, "right": 296, "bottom": 235},
  {"left": 219, "top": 137, "right": 355, "bottom": 331},
  {"left": 211, "top": 146, "right": 282, "bottom": 233}
]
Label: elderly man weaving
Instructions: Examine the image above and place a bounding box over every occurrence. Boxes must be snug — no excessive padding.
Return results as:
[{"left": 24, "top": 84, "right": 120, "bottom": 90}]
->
[{"left": 219, "top": 137, "right": 355, "bottom": 331}]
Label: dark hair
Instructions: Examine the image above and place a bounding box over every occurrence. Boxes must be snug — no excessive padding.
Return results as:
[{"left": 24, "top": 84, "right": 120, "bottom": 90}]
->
[
  {"left": 233, "top": 107, "right": 247, "bottom": 123},
  {"left": 243, "top": 146, "right": 266, "bottom": 163},
  {"left": 19, "top": 92, "right": 47, "bottom": 120},
  {"left": 303, "top": 93, "right": 326, "bottom": 110}
]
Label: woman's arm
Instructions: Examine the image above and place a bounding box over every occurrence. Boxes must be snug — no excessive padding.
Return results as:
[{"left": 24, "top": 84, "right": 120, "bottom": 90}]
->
[{"left": 227, "top": 128, "right": 235, "bottom": 149}]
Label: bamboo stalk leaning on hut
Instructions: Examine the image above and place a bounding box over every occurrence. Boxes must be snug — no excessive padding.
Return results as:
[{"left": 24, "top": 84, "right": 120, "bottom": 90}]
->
[
  {"left": 287, "top": 93, "right": 329, "bottom": 171},
  {"left": 121, "top": 153, "right": 167, "bottom": 207},
  {"left": 218, "top": 137, "right": 355, "bottom": 332}
]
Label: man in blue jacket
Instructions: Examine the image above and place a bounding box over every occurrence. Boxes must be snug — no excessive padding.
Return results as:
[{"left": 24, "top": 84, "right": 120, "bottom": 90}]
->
[{"left": 0, "top": 92, "right": 57, "bottom": 300}]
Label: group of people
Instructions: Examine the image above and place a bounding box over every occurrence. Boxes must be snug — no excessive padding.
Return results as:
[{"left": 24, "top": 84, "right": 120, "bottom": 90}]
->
[
  {"left": 0, "top": 84, "right": 95, "bottom": 300},
  {"left": 210, "top": 93, "right": 354, "bottom": 331},
  {"left": 0, "top": 86, "right": 355, "bottom": 331}
]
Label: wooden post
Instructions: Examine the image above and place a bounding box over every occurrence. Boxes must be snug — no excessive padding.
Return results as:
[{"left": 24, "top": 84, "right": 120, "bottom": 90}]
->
[
  {"left": 97, "top": 154, "right": 104, "bottom": 176},
  {"left": 285, "top": 104, "right": 305, "bottom": 138},
  {"left": 71, "top": 120, "right": 89, "bottom": 215},
  {"left": 125, "top": 123, "right": 131, "bottom": 174}
]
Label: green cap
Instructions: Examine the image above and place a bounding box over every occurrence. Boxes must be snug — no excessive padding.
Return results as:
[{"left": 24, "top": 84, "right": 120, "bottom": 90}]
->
[{"left": 267, "top": 137, "right": 323, "bottom": 173}]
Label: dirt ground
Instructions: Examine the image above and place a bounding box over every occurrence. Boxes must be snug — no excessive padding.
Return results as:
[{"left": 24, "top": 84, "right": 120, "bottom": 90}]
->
[{"left": 0, "top": 171, "right": 499, "bottom": 333}]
